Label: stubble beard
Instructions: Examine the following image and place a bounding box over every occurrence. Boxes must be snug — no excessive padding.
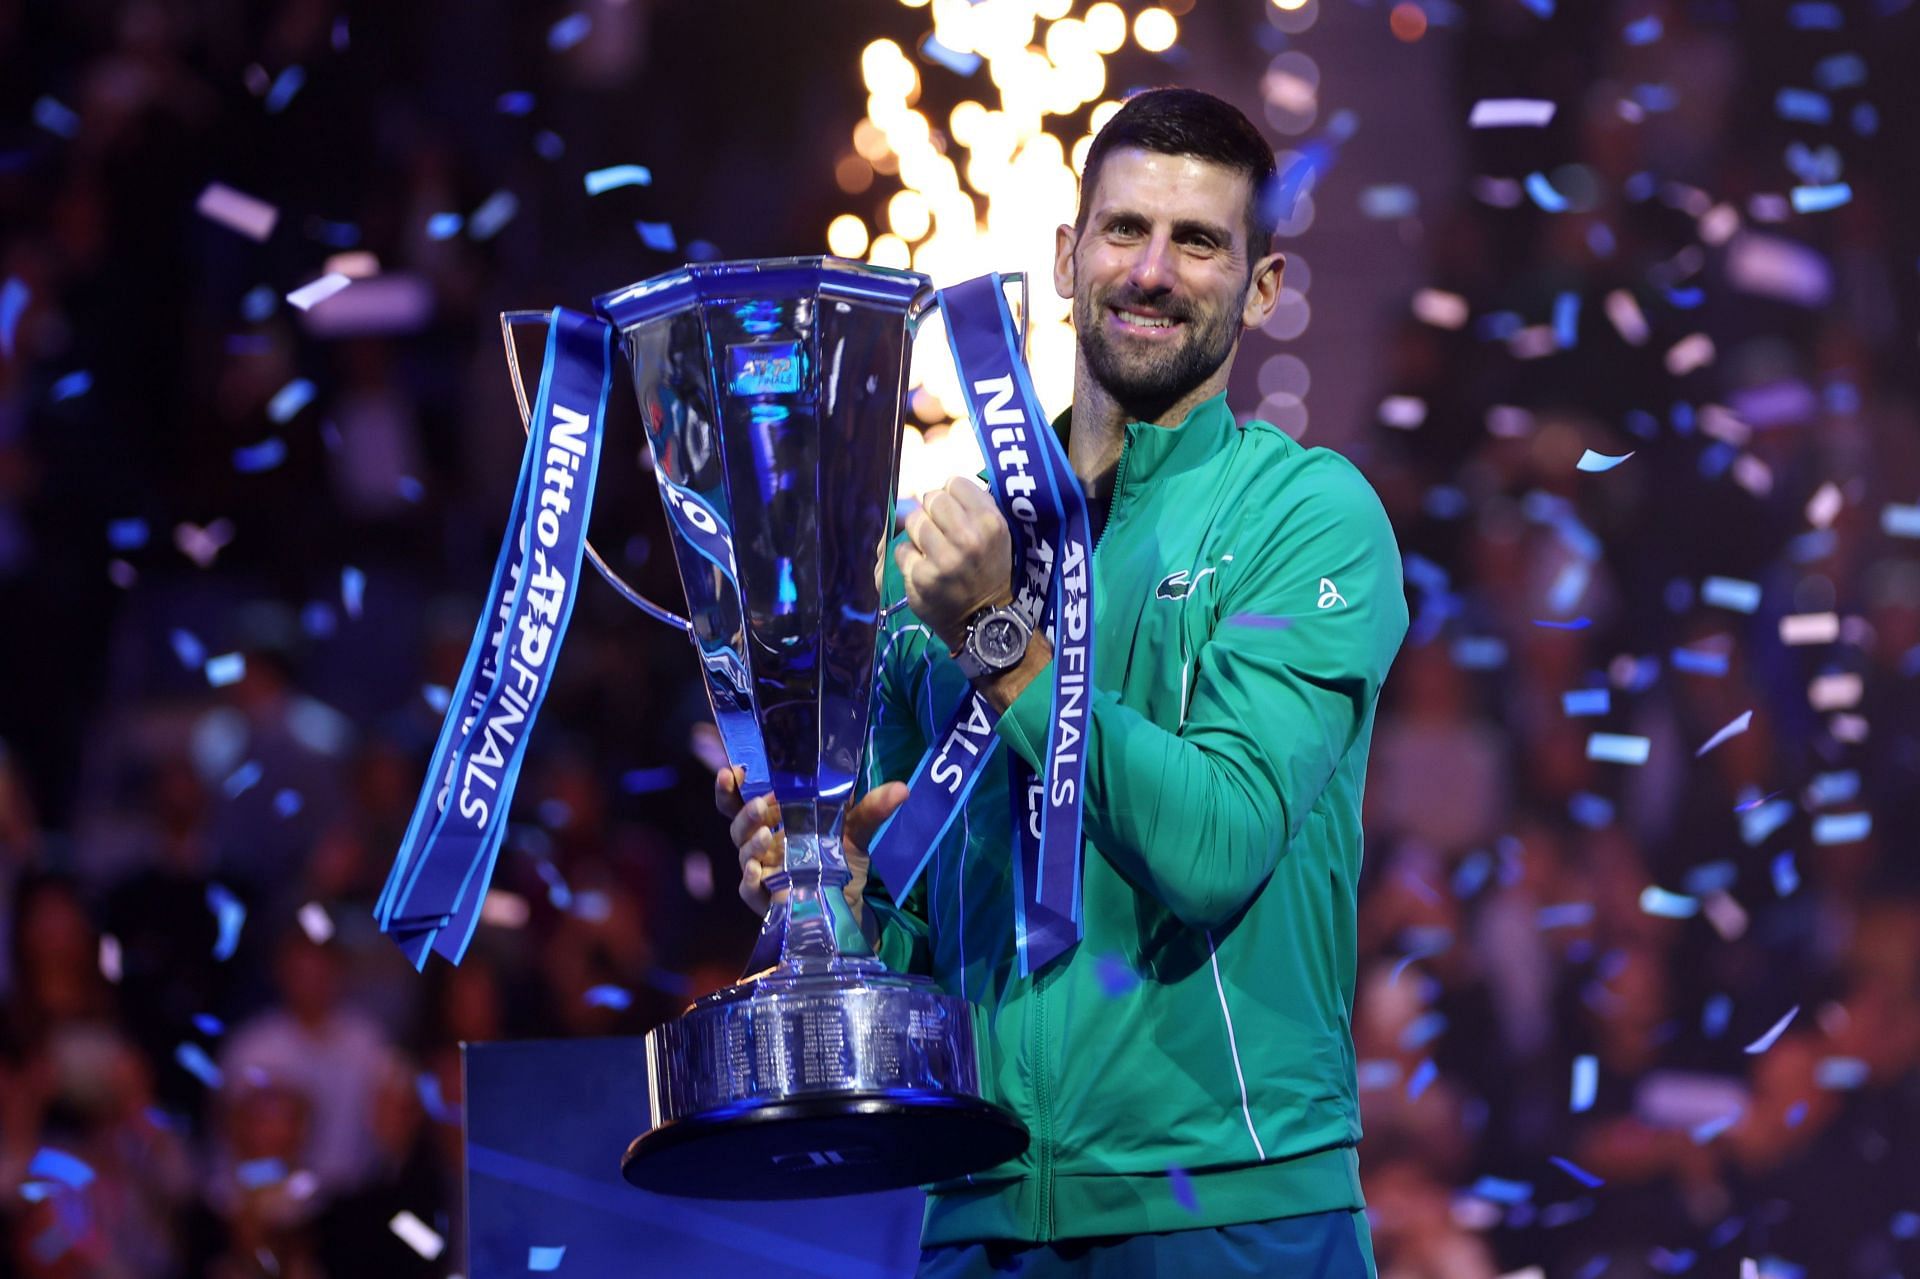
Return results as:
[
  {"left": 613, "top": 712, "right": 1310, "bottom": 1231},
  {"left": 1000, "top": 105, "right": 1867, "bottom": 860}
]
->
[{"left": 1075, "top": 284, "right": 1242, "bottom": 422}]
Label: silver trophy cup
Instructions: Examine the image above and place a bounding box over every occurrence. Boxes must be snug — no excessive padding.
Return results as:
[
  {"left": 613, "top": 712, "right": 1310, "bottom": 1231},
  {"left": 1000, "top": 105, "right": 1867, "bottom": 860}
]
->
[{"left": 505, "top": 258, "right": 1027, "bottom": 1199}]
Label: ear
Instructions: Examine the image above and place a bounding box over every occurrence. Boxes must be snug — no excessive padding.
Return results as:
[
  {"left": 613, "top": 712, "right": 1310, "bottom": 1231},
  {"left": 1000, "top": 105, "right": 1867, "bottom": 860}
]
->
[
  {"left": 1053, "top": 223, "right": 1078, "bottom": 301},
  {"left": 1241, "top": 251, "right": 1285, "bottom": 330}
]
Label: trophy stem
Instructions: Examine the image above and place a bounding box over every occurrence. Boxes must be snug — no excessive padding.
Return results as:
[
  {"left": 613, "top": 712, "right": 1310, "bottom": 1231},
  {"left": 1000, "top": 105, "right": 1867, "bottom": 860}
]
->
[{"left": 775, "top": 802, "right": 877, "bottom": 966}]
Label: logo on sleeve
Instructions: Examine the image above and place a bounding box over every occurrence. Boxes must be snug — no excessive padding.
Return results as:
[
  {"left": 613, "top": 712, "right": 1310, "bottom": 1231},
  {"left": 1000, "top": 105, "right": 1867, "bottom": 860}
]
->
[{"left": 1317, "top": 578, "right": 1347, "bottom": 610}]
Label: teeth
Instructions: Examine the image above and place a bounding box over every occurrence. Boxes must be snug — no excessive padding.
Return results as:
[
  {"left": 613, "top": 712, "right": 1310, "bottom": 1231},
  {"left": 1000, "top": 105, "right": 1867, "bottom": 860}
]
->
[{"left": 1118, "top": 310, "right": 1175, "bottom": 329}]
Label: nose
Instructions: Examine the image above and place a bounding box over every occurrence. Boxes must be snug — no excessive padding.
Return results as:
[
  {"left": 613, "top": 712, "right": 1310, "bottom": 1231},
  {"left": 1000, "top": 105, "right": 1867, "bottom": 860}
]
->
[{"left": 1126, "top": 231, "right": 1177, "bottom": 295}]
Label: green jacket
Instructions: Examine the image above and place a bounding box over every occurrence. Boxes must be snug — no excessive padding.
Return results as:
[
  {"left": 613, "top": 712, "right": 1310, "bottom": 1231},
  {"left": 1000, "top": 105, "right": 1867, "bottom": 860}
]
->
[{"left": 864, "top": 392, "right": 1409, "bottom": 1246}]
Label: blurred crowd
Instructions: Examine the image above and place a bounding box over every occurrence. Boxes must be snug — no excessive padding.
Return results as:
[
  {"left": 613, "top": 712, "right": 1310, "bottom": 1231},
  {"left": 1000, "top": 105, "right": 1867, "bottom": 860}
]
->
[{"left": 2, "top": 1, "right": 1918, "bottom": 1277}]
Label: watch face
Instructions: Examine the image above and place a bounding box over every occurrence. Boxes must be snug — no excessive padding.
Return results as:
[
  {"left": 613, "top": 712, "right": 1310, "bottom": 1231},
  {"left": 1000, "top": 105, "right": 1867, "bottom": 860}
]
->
[{"left": 976, "top": 615, "right": 1026, "bottom": 665}]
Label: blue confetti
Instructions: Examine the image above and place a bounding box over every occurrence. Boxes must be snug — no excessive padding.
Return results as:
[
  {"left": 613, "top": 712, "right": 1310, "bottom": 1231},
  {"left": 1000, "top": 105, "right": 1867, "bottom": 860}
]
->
[
  {"left": 1407, "top": 1058, "right": 1438, "bottom": 1100},
  {"left": 300, "top": 602, "right": 336, "bottom": 638},
  {"left": 1399, "top": 1011, "right": 1448, "bottom": 1051},
  {"left": 341, "top": 565, "right": 365, "bottom": 618},
  {"left": 1356, "top": 1059, "right": 1402, "bottom": 1090},
  {"left": 1788, "top": 1, "right": 1843, "bottom": 28},
  {"left": 584, "top": 985, "right": 632, "bottom": 1010},
  {"left": 920, "top": 34, "right": 982, "bottom": 76},
  {"left": 237, "top": 1157, "right": 288, "bottom": 1188},
  {"left": 426, "top": 212, "right": 463, "bottom": 240},
  {"left": 1745, "top": 1005, "right": 1800, "bottom": 1054},
  {"left": 50, "top": 370, "right": 91, "bottom": 401},
  {"left": 1533, "top": 616, "right": 1591, "bottom": 630},
  {"left": 1554, "top": 291, "right": 1581, "bottom": 348},
  {"left": 1571, "top": 1054, "right": 1597, "bottom": 1112},
  {"left": 397, "top": 475, "right": 425, "bottom": 502},
  {"left": 1450, "top": 636, "right": 1507, "bottom": 669},
  {"left": 0, "top": 276, "right": 29, "bottom": 357},
  {"left": 1095, "top": 952, "right": 1140, "bottom": 997},
  {"left": 207, "top": 883, "right": 246, "bottom": 960},
  {"left": 1813, "top": 812, "right": 1871, "bottom": 845},
  {"left": 1701, "top": 576, "right": 1761, "bottom": 612},
  {"left": 535, "top": 130, "right": 567, "bottom": 160},
  {"left": 1852, "top": 102, "right": 1878, "bottom": 136},
  {"left": 1452, "top": 851, "right": 1491, "bottom": 899},
  {"left": 170, "top": 629, "right": 206, "bottom": 668},
  {"left": 1469, "top": 1175, "right": 1533, "bottom": 1204},
  {"left": 619, "top": 766, "right": 677, "bottom": 794},
  {"left": 1587, "top": 733, "right": 1651, "bottom": 765},
  {"left": 417, "top": 1072, "right": 454, "bottom": 1123},
  {"left": 233, "top": 438, "right": 287, "bottom": 473},
  {"left": 1703, "top": 993, "right": 1732, "bottom": 1038},
  {"left": 193, "top": 1013, "right": 224, "bottom": 1036},
  {"left": 1574, "top": 1257, "right": 1610, "bottom": 1279},
  {"left": 1168, "top": 1166, "right": 1199, "bottom": 1213},
  {"left": 470, "top": 190, "right": 520, "bottom": 240},
  {"left": 1623, "top": 14, "right": 1663, "bottom": 43},
  {"left": 1569, "top": 792, "right": 1615, "bottom": 828},
  {"left": 1359, "top": 185, "right": 1419, "bottom": 219},
  {"left": 497, "top": 91, "right": 535, "bottom": 116},
  {"left": 548, "top": 12, "right": 591, "bottom": 50},
  {"left": 1741, "top": 798, "right": 1795, "bottom": 845},
  {"left": 1562, "top": 688, "right": 1610, "bottom": 717},
  {"left": 1774, "top": 88, "right": 1832, "bottom": 124},
  {"left": 27, "top": 1149, "right": 95, "bottom": 1189},
  {"left": 32, "top": 96, "right": 80, "bottom": 138},
  {"left": 1525, "top": 172, "right": 1569, "bottom": 212},
  {"left": 264, "top": 66, "right": 306, "bottom": 114},
  {"left": 1695, "top": 709, "right": 1753, "bottom": 757},
  {"left": 312, "top": 219, "right": 359, "bottom": 248},
  {"left": 1539, "top": 903, "right": 1596, "bottom": 930},
  {"left": 108, "top": 518, "right": 148, "bottom": 550},
  {"left": 1882, "top": 503, "right": 1920, "bottom": 538},
  {"left": 1815, "top": 1056, "right": 1869, "bottom": 1089},
  {"left": 1683, "top": 861, "right": 1737, "bottom": 895},
  {"left": 175, "top": 1042, "right": 223, "bottom": 1089},
  {"left": 636, "top": 221, "right": 677, "bottom": 252},
  {"left": 1649, "top": 1247, "right": 1697, "bottom": 1274},
  {"left": 585, "top": 165, "right": 653, "bottom": 196},
  {"left": 241, "top": 285, "right": 277, "bottom": 321},
  {"left": 205, "top": 652, "right": 247, "bottom": 687},
  {"left": 530, "top": 1246, "right": 567, "bottom": 1272},
  {"left": 1633, "top": 83, "right": 1677, "bottom": 111},
  {"left": 1550, "top": 1156, "right": 1605, "bottom": 1188},
  {"left": 1806, "top": 771, "right": 1859, "bottom": 805},
  {"left": 1665, "top": 285, "right": 1705, "bottom": 309},
  {"left": 273, "top": 789, "right": 303, "bottom": 818},
  {"left": 1639, "top": 885, "right": 1698, "bottom": 918},
  {"left": 268, "top": 378, "right": 316, "bottom": 423},
  {"left": 1520, "top": 0, "right": 1553, "bottom": 15},
  {"left": 422, "top": 684, "right": 452, "bottom": 713},
  {"left": 1772, "top": 852, "right": 1800, "bottom": 896},
  {"left": 1891, "top": 1212, "right": 1920, "bottom": 1240},
  {"left": 1690, "top": 1109, "right": 1741, "bottom": 1143},
  {"left": 1791, "top": 183, "right": 1852, "bottom": 213}
]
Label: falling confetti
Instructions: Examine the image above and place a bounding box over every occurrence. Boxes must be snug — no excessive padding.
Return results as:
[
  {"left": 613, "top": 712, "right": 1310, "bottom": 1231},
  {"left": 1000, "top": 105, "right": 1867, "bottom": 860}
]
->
[
  {"left": 389, "top": 1211, "right": 446, "bottom": 1261},
  {"left": 197, "top": 183, "right": 280, "bottom": 242},
  {"left": 1744, "top": 1005, "right": 1800, "bottom": 1055},
  {"left": 286, "top": 274, "right": 352, "bottom": 311},
  {"left": 1587, "top": 733, "right": 1651, "bottom": 765},
  {"left": 298, "top": 902, "right": 334, "bottom": 944},
  {"left": 584, "top": 165, "right": 653, "bottom": 195},
  {"left": 205, "top": 653, "right": 247, "bottom": 687},
  {"left": 1696, "top": 710, "right": 1754, "bottom": 757},
  {"left": 529, "top": 1246, "right": 568, "bottom": 1272},
  {"left": 1469, "top": 99, "right": 1557, "bottom": 127},
  {"left": 1576, "top": 449, "right": 1634, "bottom": 473},
  {"left": 207, "top": 884, "right": 246, "bottom": 960},
  {"left": 1571, "top": 1055, "right": 1597, "bottom": 1112}
]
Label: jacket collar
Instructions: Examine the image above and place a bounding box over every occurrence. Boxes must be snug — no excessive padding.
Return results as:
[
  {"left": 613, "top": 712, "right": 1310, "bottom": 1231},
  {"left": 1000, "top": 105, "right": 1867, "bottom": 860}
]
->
[{"left": 1051, "top": 391, "right": 1237, "bottom": 494}]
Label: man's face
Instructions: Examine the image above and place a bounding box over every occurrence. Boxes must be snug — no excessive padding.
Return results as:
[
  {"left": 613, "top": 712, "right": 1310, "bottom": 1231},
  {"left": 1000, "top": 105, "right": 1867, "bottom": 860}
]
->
[{"left": 1055, "top": 147, "right": 1281, "bottom": 416}]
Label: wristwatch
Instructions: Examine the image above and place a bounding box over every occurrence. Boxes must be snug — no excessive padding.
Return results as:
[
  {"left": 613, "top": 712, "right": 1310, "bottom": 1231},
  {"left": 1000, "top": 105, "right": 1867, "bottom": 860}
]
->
[{"left": 951, "top": 602, "right": 1033, "bottom": 681}]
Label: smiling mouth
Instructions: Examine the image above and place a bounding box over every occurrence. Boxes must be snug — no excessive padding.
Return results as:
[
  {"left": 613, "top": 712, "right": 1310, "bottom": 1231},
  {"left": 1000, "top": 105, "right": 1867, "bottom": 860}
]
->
[{"left": 1110, "top": 306, "right": 1185, "bottom": 334}]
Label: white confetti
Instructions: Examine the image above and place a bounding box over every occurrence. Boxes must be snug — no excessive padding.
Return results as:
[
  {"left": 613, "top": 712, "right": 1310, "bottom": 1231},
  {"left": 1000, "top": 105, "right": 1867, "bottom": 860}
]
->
[
  {"left": 1377, "top": 395, "right": 1428, "bottom": 429},
  {"left": 99, "top": 935, "right": 123, "bottom": 983},
  {"left": 1604, "top": 290, "right": 1649, "bottom": 345},
  {"left": 389, "top": 1211, "right": 445, "bottom": 1260},
  {"left": 1411, "top": 289, "right": 1469, "bottom": 329},
  {"left": 297, "top": 902, "right": 334, "bottom": 944},
  {"left": 1586, "top": 733, "right": 1651, "bottom": 765},
  {"left": 1808, "top": 673, "right": 1862, "bottom": 711},
  {"left": 286, "top": 273, "right": 352, "bottom": 312},
  {"left": 1695, "top": 710, "right": 1753, "bottom": 758},
  {"left": 1779, "top": 612, "right": 1839, "bottom": 646},
  {"left": 1469, "top": 98, "right": 1556, "bottom": 127},
  {"left": 1744, "top": 1005, "right": 1799, "bottom": 1055},
  {"left": 480, "top": 890, "right": 530, "bottom": 929},
  {"left": 1806, "top": 481, "right": 1843, "bottom": 529},
  {"left": 196, "top": 182, "right": 279, "bottom": 241},
  {"left": 1665, "top": 332, "right": 1716, "bottom": 376},
  {"left": 1577, "top": 448, "right": 1634, "bottom": 473}
]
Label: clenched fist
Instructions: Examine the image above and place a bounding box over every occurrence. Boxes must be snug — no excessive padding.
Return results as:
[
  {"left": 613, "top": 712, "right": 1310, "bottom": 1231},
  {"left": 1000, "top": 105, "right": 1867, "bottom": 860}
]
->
[{"left": 895, "top": 476, "right": 1015, "bottom": 652}]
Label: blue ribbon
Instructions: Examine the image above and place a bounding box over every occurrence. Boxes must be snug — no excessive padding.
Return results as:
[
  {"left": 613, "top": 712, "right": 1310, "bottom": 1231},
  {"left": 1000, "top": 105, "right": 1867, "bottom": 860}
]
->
[
  {"left": 377, "top": 307, "right": 611, "bottom": 967},
  {"left": 867, "top": 274, "right": 1092, "bottom": 975}
]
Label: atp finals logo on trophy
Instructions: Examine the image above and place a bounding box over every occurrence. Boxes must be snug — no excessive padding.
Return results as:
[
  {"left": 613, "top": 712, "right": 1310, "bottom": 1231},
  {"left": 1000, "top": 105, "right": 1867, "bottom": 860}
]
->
[{"left": 376, "top": 257, "right": 1093, "bottom": 1199}]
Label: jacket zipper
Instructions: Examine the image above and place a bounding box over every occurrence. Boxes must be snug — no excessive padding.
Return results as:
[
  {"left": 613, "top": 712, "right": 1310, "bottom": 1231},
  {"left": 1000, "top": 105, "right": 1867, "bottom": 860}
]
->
[
  {"left": 1091, "top": 432, "right": 1131, "bottom": 558},
  {"left": 1032, "top": 966, "right": 1053, "bottom": 1237}
]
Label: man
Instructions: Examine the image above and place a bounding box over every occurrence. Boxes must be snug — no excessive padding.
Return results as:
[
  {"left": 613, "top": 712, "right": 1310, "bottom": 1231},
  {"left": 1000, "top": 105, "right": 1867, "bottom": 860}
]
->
[{"left": 720, "top": 88, "right": 1407, "bottom": 1276}]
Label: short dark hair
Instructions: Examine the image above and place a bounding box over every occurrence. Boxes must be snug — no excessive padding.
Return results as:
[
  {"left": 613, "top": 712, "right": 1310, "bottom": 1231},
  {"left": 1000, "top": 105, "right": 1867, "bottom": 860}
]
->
[{"left": 1075, "top": 88, "right": 1277, "bottom": 259}]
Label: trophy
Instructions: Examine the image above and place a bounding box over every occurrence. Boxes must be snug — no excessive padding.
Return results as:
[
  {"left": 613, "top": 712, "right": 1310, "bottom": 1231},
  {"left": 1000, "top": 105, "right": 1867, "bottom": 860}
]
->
[{"left": 501, "top": 258, "right": 1030, "bottom": 1199}]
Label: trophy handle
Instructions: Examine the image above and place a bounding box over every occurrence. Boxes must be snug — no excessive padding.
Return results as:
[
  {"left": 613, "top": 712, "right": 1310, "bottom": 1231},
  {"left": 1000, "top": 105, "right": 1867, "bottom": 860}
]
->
[
  {"left": 905, "top": 274, "right": 1030, "bottom": 351},
  {"left": 499, "top": 311, "right": 694, "bottom": 636}
]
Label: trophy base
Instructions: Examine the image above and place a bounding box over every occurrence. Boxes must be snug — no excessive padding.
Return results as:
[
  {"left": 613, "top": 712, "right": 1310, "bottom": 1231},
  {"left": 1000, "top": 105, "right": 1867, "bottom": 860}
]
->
[
  {"left": 621, "top": 1090, "right": 1028, "bottom": 1200},
  {"left": 627, "top": 968, "right": 1029, "bottom": 1200}
]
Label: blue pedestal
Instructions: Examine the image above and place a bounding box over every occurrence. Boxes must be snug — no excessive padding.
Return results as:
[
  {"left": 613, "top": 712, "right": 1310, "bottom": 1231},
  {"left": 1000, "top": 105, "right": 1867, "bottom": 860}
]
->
[{"left": 463, "top": 1037, "right": 926, "bottom": 1278}]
